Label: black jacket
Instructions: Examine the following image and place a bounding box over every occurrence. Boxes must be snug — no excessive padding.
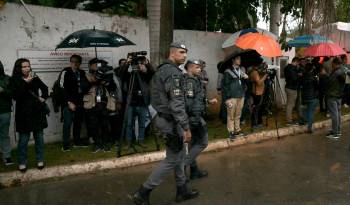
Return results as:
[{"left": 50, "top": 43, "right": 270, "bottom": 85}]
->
[
  {"left": 301, "top": 71, "right": 319, "bottom": 103},
  {"left": 221, "top": 66, "right": 246, "bottom": 102},
  {"left": 62, "top": 67, "right": 89, "bottom": 106},
  {"left": 0, "top": 64, "right": 12, "bottom": 114},
  {"left": 151, "top": 60, "right": 189, "bottom": 130},
  {"left": 184, "top": 74, "right": 205, "bottom": 117},
  {"left": 11, "top": 76, "right": 48, "bottom": 132},
  {"left": 124, "top": 65, "right": 154, "bottom": 106},
  {"left": 284, "top": 64, "right": 300, "bottom": 90},
  {"left": 325, "top": 67, "right": 346, "bottom": 98}
]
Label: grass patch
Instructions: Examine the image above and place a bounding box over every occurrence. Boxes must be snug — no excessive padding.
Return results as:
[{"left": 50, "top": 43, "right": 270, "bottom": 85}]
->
[{"left": 1, "top": 107, "right": 348, "bottom": 173}]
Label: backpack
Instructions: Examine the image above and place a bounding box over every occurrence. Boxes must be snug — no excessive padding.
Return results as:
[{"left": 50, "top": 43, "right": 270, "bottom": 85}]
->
[{"left": 51, "top": 68, "right": 68, "bottom": 113}]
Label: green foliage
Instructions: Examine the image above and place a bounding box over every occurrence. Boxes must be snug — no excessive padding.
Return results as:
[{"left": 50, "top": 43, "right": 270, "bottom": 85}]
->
[
  {"left": 175, "top": 0, "right": 260, "bottom": 33},
  {"left": 336, "top": 0, "right": 350, "bottom": 21}
]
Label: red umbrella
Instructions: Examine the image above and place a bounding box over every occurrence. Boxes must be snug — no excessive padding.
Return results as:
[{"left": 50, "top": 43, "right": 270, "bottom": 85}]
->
[
  {"left": 303, "top": 42, "right": 346, "bottom": 57},
  {"left": 235, "top": 33, "right": 282, "bottom": 57}
]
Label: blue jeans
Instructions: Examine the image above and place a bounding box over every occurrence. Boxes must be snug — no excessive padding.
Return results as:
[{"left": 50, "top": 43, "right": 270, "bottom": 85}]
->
[
  {"left": 303, "top": 99, "right": 318, "bottom": 130},
  {"left": 62, "top": 106, "right": 83, "bottom": 147},
  {"left": 126, "top": 106, "right": 148, "bottom": 141},
  {"left": 18, "top": 130, "right": 44, "bottom": 165},
  {"left": 0, "top": 112, "right": 11, "bottom": 159},
  {"left": 327, "top": 97, "right": 342, "bottom": 134}
]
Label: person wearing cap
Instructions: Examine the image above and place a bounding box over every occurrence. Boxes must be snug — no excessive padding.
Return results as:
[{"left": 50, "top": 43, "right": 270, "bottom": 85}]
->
[
  {"left": 183, "top": 59, "right": 217, "bottom": 180},
  {"left": 222, "top": 55, "right": 249, "bottom": 140},
  {"left": 132, "top": 42, "right": 199, "bottom": 205},
  {"left": 198, "top": 59, "right": 209, "bottom": 89}
]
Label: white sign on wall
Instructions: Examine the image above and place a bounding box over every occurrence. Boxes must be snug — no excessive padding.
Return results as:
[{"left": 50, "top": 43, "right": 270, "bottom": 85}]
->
[{"left": 17, "top": 50, "right": 113, "bottom": 72}]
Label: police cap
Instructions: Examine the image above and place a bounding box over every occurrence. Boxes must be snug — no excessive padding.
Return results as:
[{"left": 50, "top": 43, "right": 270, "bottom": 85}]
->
[
  {"left": 170, "top": 42, "right": 188, "bottom": 51},
  {"left": 184, "top": 59, "right": 201, "bottom": 70}
]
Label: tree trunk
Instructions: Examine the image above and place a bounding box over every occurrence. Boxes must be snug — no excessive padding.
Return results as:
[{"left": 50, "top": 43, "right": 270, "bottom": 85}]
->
[
  {"left": 147, "top": 0, "right": 174, "bottom": 68},
  {"left": 147, "top": 0, "right": 161, "bottom": 67},
  {"left": 159, "top": 0, "right": 173, "bottom": 64},
  {"left": 269, "top": 2, "right": 281, "bottom": 36},
  {"left": 304, "top": 0, "right": 313, "bottom": 34}
]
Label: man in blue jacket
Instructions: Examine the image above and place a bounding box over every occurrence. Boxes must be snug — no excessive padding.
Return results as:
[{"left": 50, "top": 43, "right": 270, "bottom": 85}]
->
[{"left": 222, "top": 55, "right": 248, "bottom": 140}]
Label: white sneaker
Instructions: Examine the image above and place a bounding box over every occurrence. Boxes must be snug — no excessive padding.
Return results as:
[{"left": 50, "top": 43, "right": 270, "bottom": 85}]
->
[
  {"left": 37, "top": 162, "right": 44, "bottom": 170},
  {"left": 18, "top": 164, "right": 27, "bottom": 173},
  {"left": 344, "top": 104, "right": 349, "bottom": 108}
]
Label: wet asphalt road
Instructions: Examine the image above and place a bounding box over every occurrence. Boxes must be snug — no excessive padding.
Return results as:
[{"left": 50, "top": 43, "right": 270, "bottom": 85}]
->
[{"left": 2, "top": 122, "right": 350, "bottom": 205}]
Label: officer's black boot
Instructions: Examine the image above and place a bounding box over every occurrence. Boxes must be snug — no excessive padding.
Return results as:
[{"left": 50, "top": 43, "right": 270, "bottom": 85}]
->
[
  {"left": 190, "top": 165, "right": 208, "bottom": 180},
  {"left": 175, "top": 183, "right": 199, "bottom": 203},
  {"left": 132, "top": 185, "right": 152, "bottom": 205}
]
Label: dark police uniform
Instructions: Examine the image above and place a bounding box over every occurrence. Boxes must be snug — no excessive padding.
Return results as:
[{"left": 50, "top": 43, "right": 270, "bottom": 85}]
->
[
  {"left": 142, "top": 58, "right": 189, "bottom": 189},
  {"left": 183, "top": 65, "right": 209, "bottom": 179},
  {"left": 133, "top": 43, "right": 198, "bottom": 205}
]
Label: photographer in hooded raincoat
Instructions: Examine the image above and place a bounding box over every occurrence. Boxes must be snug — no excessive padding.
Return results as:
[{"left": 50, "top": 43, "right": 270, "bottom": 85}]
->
[
  {"left": 84, "top": 58, "right": 117, "bottom": 153},
  {"left": 249, "top": 58, "right": 268, "bottom": 130}
]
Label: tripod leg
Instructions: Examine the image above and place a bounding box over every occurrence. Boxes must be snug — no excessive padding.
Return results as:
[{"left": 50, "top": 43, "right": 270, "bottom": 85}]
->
[
  {"left": 273, "top": 78, "right": 280, "bottom": 139},
  {"left": 120, "top": 72, "right": 138, "bottom": 156},
  {"left": 134, "top": 70, "right": 161, "bottom": 152}
]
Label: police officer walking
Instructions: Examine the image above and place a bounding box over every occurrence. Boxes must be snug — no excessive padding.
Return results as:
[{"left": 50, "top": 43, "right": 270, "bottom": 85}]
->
[
  {"left": 183, "top": 59, "right": 210, "bottom": 179},
  {"left": 132, "top": 42, "right": 199, "bottom": 205}
]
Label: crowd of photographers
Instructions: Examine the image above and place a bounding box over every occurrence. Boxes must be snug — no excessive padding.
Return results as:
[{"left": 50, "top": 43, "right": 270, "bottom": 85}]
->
[
  {"left": 218, "top": 54, "right": 350, "bottom": 141},
  {"left": 1, "top": 51, "right": 349, "bottom": 172},
  {"left": 59, "top": 53, "right": 157, "bottom": 154},
  {"left": 0, "top": 52, "right": 212, "bottom": 172},
  {"left": 0, "top": 52, "right": 157, "bottom": 172}
]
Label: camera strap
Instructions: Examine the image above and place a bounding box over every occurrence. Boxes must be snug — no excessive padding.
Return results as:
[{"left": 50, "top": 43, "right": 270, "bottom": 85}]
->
[{"left": 226, "top": 68, "right": 241, "bottom": 85}]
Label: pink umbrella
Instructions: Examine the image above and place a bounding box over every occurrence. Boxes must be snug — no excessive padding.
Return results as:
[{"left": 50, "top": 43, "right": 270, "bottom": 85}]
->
[{"left": 304, "top": 42, "right": 346, "bottom": 57}]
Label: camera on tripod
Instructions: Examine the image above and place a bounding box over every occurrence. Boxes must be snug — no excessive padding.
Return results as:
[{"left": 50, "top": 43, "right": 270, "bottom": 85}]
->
[
  {"left": 259, "top": 64, "right": 277, "bottom": 80},
  {"left": 266, "top": 68, "right": 277, "bottom": 79},
  {"left": 127, "top": 51, "right": 148, "bottom": 70}
]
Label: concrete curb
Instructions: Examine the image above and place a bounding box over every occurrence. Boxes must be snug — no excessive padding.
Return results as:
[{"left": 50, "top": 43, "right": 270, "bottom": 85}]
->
[{"left": 1, "top": 114, "right": 350, "bottom": 187}]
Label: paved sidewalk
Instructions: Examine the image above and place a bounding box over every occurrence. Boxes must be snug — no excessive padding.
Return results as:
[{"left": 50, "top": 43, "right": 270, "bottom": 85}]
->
[{"left": 1, "top": 114, "right": 349, "bottom": 188}]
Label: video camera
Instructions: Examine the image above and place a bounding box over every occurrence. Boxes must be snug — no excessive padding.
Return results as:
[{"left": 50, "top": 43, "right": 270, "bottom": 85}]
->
[
  {"left": 127, "top": 51, "right": 148, "bottom": 70},
  {"left": 259, "top": 64, "right": 277, "bottom": 80},
  {"left": 95, "top": 60, "right": 113, "bottom": 82},
  {"left": 266, "top": 67, "right": 277, "bottom": 79}
]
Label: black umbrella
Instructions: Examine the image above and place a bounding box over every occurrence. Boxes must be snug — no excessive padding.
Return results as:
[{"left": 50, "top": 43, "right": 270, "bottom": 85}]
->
[
  {"left": 220, "top": 47, "right": 261, "bottom": 73},
  {"left": 56, "top": 27, "right": 135, "bottom": 57}
]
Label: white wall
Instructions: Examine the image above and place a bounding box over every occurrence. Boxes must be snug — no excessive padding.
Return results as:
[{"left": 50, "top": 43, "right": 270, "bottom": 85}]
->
[
  {"left": 0, "top": 3, "right": 149, "bottom": 145},
  {"left": 0, "top": 3, "right": 236, "bottom": 145},
  {"left": 174, "top": 30, "right": 231, "bottom": 98}
]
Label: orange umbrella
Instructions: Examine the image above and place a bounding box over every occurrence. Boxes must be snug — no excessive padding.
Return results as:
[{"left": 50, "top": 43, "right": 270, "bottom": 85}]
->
[
  {"left": 235, "top": 33, "right": 282, "bottom": 57},
  {"left": 303, "top": 42, "right": 346, "bottom": 57}
]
